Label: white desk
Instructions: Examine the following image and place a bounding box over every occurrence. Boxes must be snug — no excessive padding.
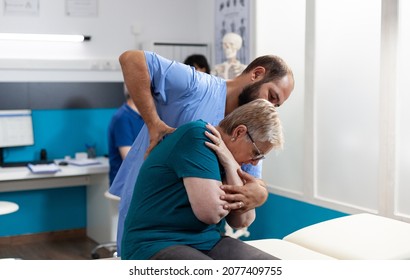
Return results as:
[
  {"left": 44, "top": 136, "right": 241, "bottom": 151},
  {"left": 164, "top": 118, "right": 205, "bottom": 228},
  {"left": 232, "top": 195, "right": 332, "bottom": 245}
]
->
[{"left": 0, "top": 157, "right": 118, "bottom": 244}]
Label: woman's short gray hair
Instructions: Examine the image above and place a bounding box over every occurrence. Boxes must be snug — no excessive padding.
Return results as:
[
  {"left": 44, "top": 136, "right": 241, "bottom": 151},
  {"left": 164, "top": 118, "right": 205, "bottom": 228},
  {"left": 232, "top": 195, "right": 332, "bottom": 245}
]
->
[{"left": 219, "top": 99, "right": 283, "bottom": 150}]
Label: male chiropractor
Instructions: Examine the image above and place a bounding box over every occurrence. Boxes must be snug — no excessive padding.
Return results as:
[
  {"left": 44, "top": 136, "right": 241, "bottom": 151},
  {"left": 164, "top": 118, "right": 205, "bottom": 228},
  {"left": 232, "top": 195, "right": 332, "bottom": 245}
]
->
[{"left": 110, "top": 50, "right": 294, "bottom": 256}]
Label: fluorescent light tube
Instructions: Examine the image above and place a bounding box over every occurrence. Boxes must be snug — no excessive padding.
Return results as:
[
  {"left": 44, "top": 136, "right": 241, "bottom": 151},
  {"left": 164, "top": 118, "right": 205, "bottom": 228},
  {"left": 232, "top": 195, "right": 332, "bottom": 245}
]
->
[{"left": 0, "top": 33, "right": 91, "bottom": 42}]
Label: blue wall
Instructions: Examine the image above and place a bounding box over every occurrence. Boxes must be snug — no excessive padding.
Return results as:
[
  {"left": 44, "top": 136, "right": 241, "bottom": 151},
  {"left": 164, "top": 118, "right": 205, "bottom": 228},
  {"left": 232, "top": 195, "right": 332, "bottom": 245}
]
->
[
  {"left": 244, "top": 193, "right": 348, "bottom": 240},
  {"left": 3, "top": 109, "right": 116, "bottom": 162},
  {"left": 0, "top": 108, "right": 116, "bottom": 237},
  {"left": 0, "top": 187, "right": 86, "bottom": 236}
]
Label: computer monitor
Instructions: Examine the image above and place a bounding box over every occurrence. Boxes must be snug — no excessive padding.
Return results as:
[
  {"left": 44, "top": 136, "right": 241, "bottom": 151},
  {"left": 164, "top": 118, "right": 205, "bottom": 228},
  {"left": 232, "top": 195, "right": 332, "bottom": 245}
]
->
[
  {"left": 0, "top": 109, "right": 34, "bottom": 148},
  {"left": 0, "top": 110, "right": 34, "bottom": 166}
]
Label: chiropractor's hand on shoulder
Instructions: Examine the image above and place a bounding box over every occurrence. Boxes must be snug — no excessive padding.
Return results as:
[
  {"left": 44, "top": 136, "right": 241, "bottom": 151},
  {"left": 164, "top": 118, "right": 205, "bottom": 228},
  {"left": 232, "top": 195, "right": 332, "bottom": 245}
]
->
[
  {"left": 145, "top": 119, "right": 176, "bottom": 158},
  {"left": 220, "top": 169, "right": 269, "bottom": 214}
]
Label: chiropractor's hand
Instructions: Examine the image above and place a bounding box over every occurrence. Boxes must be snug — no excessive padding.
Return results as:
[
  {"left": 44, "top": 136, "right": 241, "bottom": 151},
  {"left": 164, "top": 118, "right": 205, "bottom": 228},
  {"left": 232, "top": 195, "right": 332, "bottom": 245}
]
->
[
  {"left": 145, "top": 119, "right": 175, "bottom": 158},
  {"left": 220, "top": 169, "right": 269, "bottom": 214}
]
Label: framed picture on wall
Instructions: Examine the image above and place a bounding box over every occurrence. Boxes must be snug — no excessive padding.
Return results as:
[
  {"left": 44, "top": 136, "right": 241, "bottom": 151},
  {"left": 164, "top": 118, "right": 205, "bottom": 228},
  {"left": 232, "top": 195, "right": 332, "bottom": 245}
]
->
[
  {"left": 214, "top": 0, "right": 250, "bottom": 65},
  {"left": 65, "top": 0, "right": 98, "bottom": 17},
  {"left": 3, "top": 0, "right": 39, "bottom": 16}
]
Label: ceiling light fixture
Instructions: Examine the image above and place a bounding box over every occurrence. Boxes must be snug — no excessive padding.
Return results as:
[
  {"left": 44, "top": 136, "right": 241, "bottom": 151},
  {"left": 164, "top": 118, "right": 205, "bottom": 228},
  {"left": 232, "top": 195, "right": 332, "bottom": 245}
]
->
[{"left": 0, "top": 33, "right": 91, "bottom": 42}]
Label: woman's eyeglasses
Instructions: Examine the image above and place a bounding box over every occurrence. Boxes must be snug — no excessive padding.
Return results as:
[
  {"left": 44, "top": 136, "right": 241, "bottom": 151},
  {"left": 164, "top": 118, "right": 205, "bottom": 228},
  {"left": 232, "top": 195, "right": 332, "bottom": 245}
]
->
[{"left": 246, "top": 131, "right": 266, "bottom": 161}]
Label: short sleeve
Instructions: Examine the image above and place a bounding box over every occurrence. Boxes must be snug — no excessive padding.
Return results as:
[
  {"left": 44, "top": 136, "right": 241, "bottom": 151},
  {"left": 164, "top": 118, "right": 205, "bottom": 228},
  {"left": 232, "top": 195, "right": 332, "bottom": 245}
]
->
[
  {"left": 170, "top": 125, "right": 222, "bottom": 182},
  {"left": 113, "top": 118, "right": 136, "bottom": 147},
  {"left": 144, "top": 51, "right": 194, "bottom": 105}
]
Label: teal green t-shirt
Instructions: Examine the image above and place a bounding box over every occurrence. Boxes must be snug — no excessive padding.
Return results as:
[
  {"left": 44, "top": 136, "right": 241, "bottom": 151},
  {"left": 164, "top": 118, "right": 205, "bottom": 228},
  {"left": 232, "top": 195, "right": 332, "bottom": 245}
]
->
[{"left": 122, "top": 120, "right": 224, "bottom": 260}]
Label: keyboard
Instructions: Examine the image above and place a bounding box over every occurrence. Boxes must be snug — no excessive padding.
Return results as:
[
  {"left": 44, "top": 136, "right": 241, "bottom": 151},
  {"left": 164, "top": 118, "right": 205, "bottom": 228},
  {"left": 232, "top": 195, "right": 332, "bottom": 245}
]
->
[{"left": 1, "top": 160, "right": 54, "bottom": 168}]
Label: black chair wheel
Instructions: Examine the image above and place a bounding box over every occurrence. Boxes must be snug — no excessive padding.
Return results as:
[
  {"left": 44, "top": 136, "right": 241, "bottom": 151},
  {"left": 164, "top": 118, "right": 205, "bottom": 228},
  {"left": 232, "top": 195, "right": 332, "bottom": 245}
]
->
[{"left": 91, "top": 253, "right": 100, "bottom": 259}]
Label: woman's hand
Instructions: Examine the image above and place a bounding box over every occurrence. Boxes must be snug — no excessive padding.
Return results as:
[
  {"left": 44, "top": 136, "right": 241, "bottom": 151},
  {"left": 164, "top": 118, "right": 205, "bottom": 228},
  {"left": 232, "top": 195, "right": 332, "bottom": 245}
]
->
[
  {"left": 204, "top": 123, "right": 237, "bottom": 169},
  {"left": 220, "top": 170, "right": 268, "bottom": 213}
]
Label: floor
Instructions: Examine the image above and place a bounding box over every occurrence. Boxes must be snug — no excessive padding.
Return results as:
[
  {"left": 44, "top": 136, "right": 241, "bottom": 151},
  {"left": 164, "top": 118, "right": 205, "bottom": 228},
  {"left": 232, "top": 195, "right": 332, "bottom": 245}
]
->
[{"left": 0, "top": 230, "right": 114, "bottom": 260}]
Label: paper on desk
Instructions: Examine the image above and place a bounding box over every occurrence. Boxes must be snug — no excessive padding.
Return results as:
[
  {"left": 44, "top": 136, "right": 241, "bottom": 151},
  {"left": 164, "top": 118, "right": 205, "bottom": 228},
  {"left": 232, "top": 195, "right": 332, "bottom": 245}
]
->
[
  {"left": 67, "top": 158, "right": 101, "bottom": 166},
  {"left": 27, "top": 163, "right": 61, "bottom": 174}
]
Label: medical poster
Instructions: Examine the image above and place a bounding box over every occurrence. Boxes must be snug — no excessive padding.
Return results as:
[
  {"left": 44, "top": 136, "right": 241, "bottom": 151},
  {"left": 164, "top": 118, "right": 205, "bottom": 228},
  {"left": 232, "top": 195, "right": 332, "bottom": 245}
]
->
[
  {"left": 65, "top": 0, "right": 98, "bottom": 17},
  {"left": 214, "top": 0, "right": 250, "bottom": 64},
  {"left": 3, "top": 0, "right": 39, "bottom": 16}
]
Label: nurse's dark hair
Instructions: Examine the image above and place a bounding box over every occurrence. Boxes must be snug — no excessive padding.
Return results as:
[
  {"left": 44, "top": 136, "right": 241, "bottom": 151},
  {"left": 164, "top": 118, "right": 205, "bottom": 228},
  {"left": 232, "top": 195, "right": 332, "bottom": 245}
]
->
[{"left": 183, "top": 54, "right": 211, "bottom": 74}]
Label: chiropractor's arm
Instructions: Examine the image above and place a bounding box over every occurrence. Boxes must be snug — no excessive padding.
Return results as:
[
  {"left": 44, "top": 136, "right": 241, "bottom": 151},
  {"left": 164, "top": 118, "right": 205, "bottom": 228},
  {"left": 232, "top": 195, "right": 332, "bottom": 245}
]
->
[{"left": 119, "top": 50, "right": 175, "bottom": 158}]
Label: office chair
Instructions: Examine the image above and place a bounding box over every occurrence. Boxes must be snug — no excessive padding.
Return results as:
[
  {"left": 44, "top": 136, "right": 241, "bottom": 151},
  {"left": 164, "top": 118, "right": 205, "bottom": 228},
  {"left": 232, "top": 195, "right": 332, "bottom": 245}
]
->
[
  {"left": 90, "top": 190, "right": 120, "bottom": 259},
  {"left": 91, "top": 241, "right": 117, "bottom": 259}
]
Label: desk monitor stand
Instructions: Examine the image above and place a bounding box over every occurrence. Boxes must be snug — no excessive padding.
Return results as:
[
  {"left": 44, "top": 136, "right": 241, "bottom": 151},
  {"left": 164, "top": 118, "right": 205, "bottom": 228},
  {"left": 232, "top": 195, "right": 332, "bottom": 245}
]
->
[{"left": 0, "top": 148, "right": 4, "bottom": 167}]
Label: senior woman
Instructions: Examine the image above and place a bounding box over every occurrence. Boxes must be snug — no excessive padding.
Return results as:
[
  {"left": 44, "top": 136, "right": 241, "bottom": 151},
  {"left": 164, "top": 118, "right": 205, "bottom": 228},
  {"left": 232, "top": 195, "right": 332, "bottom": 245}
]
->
[{"left": 121, "top": 99, "right": 283, "bottom": 260}]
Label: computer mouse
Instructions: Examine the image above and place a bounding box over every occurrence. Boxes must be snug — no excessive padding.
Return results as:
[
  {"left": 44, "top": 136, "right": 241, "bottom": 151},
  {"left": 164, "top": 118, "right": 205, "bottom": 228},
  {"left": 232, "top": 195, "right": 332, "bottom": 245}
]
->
[{"left": 58, "top": 161, "right": 68, "bottom": 166}]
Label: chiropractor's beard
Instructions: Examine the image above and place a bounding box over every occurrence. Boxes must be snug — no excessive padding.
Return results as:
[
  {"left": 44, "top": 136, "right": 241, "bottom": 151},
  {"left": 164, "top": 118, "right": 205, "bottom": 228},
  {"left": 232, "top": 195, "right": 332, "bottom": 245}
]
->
[{"left": 238, "top": 81, "right": 263, "bottom": 106}]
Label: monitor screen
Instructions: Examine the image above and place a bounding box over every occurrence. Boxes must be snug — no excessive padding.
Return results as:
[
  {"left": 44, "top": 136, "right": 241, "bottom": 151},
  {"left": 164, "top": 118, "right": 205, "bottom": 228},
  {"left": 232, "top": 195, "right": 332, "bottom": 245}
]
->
[{"left": 0, "top": 109, "right": 34, "bottom": 148}]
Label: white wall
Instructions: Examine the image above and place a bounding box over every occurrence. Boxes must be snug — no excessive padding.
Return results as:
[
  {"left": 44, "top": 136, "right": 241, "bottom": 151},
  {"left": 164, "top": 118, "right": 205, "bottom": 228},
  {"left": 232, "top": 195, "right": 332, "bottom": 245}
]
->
[
  {"left": 396, "top": 0, "right": 410, "bottom": 219},
  {"left": 254, "top": 0, "right": 306, "bottom": 195},
  {"left": 257, "top": 0, "right": 410, "bottom": 222},
  {"left": 0, "top": 0, "right": 214, "bottom": 81},
  {"left": 315, "top": 0, "right": 381, "bottom": 212}
]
